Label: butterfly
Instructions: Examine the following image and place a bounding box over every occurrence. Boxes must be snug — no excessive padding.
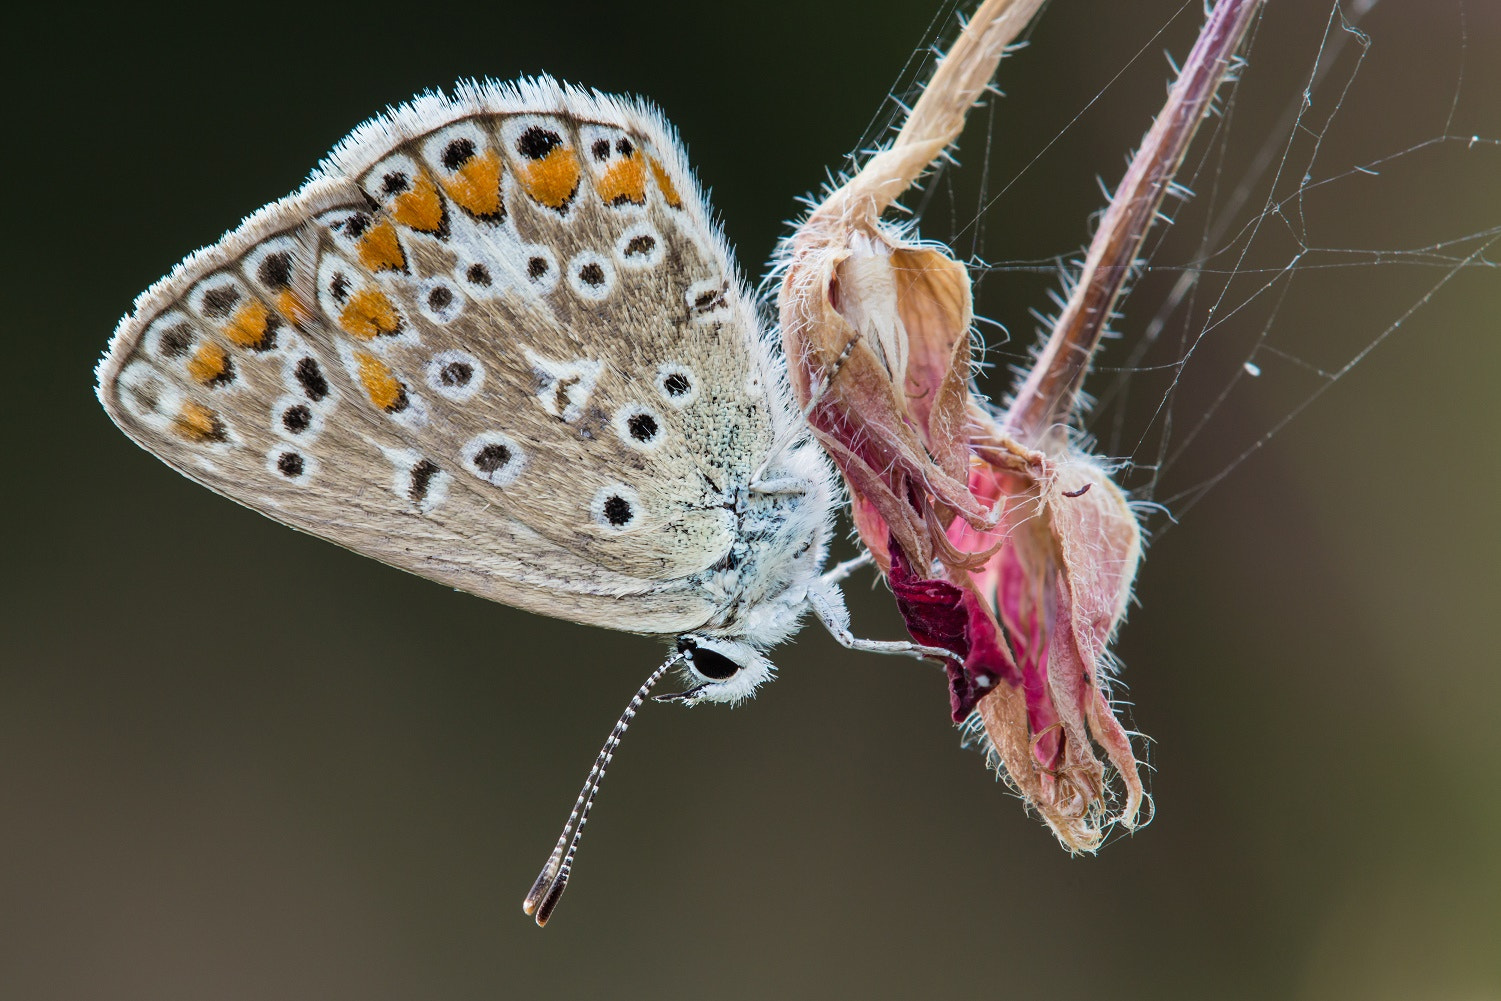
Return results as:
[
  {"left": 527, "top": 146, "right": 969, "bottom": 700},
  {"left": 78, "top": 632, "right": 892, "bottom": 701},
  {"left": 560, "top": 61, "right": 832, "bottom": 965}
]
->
[{"left": 95, "top": 77, "right": 952, "bottom": 924}]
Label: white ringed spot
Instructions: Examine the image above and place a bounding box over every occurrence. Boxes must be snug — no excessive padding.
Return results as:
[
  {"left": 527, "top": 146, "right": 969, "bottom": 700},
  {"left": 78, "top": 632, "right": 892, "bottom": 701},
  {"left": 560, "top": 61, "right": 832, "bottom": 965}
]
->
[
  {"left": 566, "top": 251, "right": 616, "bottom": 301},
  {"left": 456, "top": 252, "right": 504, "bottom": 298},
  {"left": 615, "top": 223, "right": 664, "bottom": 268},
  {"left": 613, "top": 403, "right": 666, "bottom": 451},
  {"left": 266, "top": 447, "right": 318, "bottom": 485},
  {"left": 655, "top": 363, "right": 699, "bottom": 408},
  {"left": 271, "top": 394, "right": 326, "bottom": 441},
  {"left": 417, "top": 276, "right": 464, "bottom": 323},
  {"left": 591, "top": 483, "right": 643, "bottom": 531},
  {"left": 519, "top": 245, "right": 560, "bottom": 294},
  {"left": 461, "top": 432, "right": 526, "bottom": 487},
  {"left": 426, "top": 349, "right": 485, "bottom": 402}
]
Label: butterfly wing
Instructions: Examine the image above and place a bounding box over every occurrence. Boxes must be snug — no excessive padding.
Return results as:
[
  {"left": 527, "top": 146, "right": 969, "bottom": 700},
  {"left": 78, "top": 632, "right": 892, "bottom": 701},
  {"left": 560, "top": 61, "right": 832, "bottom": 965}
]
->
[{"left": 97, "top": 79, "right": 795, "bottom": 636}]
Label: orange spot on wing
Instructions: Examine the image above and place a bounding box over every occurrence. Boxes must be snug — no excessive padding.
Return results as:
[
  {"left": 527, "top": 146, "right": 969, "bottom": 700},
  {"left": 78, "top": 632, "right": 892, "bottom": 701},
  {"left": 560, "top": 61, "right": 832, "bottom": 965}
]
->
[
  {"left": 274, "top": 290, "right": 313, "bottom": 327},
  {"left": 224, "top": 301, "right": 271, "bottom": 348},
  {"left": 519, "top": 147, "right": 580, "bottom": 209},
  {"left": 186, "top": 342, "right": 230, "bottom": 385},
  {"left": 356, "top": 219, "right": 406, "bottom": 272},
  {"left": 648, "top": 157, "right": 683, "bottom": 208},
  {"left": 443, "top": 149, "right": 504, "bottom": 216},
  {"left": 391, "top": 172, "right": 445, "bottom": 232},
  {"left": 338, "top": 287, "right": 401, "bottom": 340},
  {"left": 354, "top": 350, "right": 407, "bottom": 412},
  {"left": 174, "top": 400, "right": 227, "bottom": 442},
  {"left": 596, "top": 152, "right": 647, "bottom": 206}
]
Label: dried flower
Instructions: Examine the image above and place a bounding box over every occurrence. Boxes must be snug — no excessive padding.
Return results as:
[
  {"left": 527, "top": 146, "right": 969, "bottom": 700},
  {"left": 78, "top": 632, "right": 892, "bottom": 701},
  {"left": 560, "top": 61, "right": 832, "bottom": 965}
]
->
[{"left": 777, "top": 0, "right": 1262, "bottom": 849}]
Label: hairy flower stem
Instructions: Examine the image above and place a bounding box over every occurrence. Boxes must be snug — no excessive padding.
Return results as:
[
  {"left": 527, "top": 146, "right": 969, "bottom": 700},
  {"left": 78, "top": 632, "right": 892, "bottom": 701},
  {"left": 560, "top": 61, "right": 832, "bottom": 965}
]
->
[
  {"left": 1007, "top": 0, "right": 1265, "bottom": 446},
  {"left": 808, "top": 0, "right": 1047, "bottom": 231}
]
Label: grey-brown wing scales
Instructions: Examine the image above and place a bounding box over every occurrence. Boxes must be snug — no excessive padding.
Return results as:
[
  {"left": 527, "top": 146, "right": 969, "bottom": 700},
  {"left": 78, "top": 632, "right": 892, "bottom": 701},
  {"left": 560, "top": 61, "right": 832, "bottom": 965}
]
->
[{"left": 98, "top": 80, "right": 780, "bottom": 636}]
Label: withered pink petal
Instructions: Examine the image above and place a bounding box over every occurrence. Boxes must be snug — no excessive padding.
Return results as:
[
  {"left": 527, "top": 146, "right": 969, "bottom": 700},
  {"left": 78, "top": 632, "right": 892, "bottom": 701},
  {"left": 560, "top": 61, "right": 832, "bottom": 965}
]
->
[
  {"left": 886, "top": 545, "right": 967, "bottom": 648},
  {"left": 888, "top": 542, "right": 1020, "bottom": 722},
  {"left": 1048, "top": 461, "right": 1143, "bottom": 655},
  {"left": 762, "top": 0, "right": 1260, "bottom": 856},
  {"left": 756, "top": 0, "right": 1264, "bottom": 855},
  {"left": 813, "top": 429, "right": 934, "bottom": 570},
  {"left": 782, "top": 238, "right": 995, "bottom": 540},
  {"left": 1087, "top": 686, "right": 1145, "bottom": 829}
]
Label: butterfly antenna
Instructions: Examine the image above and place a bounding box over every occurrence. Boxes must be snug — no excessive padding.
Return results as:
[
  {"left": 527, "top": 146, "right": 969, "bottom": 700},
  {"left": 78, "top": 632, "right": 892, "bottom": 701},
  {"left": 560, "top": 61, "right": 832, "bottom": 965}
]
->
[{"left": 522, "top": 650, "right": 683, "bottom": 927}]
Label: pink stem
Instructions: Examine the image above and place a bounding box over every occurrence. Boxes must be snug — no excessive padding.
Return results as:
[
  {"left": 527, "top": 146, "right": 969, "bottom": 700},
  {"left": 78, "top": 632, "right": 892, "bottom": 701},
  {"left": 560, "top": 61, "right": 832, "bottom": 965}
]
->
[{"left": 1006, "top": 0, "right": 1265, "bottom": 444}]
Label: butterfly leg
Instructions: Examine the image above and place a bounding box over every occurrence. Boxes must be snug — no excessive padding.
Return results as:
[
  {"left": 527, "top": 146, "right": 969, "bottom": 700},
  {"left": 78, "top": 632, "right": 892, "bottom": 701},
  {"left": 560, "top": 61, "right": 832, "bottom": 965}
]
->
[
  {"left": 821, "top": 550, "right": 874, "bottom": 586},
  {"left": 805, "top": 582, "right": 961, "bottom": 665}
]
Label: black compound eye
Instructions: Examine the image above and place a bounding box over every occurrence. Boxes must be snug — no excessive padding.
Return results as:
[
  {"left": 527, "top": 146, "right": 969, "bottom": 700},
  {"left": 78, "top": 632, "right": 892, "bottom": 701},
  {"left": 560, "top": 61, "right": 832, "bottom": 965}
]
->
[{"left": 677, "top": 638, "right": 740, "bottom": 680}]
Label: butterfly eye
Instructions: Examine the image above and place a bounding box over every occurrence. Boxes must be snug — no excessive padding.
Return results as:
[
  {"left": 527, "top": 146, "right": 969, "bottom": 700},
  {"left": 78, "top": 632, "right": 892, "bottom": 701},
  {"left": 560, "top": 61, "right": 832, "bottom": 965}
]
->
[
  {"left": 692, "top": 648, "right": 740, "bottom": 680},
  {"left": 676, "top": 637, "right": 741, "bottom": 680},
  {"left": 462, "top": 432, "right": 527, "bottom": 487}
]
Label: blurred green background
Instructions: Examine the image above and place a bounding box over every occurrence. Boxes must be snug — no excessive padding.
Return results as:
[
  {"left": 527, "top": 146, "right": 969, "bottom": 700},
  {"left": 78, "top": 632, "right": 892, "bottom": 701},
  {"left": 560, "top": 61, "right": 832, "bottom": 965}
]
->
[{"left": 4, "top": 2, "right": 1497, "bottom": 998}]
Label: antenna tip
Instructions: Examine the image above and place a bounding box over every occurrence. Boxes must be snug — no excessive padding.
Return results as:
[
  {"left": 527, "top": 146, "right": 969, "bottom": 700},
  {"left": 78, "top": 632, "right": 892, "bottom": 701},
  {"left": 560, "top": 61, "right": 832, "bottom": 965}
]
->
[{"left": 522, "top": 866, "right": 555, "bottom": 918}]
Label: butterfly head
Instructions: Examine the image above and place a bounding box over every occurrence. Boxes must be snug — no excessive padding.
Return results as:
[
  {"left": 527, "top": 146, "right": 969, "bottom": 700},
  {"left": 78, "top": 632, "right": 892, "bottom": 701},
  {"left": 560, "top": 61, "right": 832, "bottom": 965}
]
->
[{"left": 654, "top": 635, "right": 775, "bottom": 706}]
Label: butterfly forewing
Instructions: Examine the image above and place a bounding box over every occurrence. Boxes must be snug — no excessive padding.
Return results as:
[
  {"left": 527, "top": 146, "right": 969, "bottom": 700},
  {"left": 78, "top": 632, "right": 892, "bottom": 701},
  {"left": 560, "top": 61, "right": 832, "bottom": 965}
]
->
[{"left": 98, "top": 79, "right": 785, "bottom": 636}]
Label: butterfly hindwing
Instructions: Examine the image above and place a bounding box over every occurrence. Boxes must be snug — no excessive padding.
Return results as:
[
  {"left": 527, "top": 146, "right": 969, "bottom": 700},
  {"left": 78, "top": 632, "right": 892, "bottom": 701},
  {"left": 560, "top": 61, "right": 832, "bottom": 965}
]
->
[{"left": 98, "top": 79, "right": 791, "bottom": 636}]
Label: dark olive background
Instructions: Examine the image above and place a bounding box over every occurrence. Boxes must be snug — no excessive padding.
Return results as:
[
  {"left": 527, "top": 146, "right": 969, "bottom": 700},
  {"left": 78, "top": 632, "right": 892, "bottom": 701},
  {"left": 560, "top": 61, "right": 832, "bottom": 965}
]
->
[{"left": 4, "top": 2, "right": 1498, "bottom": 999}]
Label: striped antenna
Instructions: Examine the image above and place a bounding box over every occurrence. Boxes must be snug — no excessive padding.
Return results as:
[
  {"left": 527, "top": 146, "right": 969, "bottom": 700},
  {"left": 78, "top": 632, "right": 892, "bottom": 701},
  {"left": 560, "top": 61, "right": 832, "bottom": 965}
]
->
[{"left": 522, "top": 650, "right": 683, "bottom": 927}]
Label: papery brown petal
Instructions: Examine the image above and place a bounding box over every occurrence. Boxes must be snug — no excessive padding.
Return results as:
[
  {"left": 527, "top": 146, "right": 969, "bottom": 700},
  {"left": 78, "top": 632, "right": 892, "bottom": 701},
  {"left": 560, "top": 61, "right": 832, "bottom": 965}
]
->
[
  {"left": 1042, "top": 573, "right": 1109, "bottom": 845},
  {"left": 1049, "top": 461, "right": 1143, "bottom": 650},
  {"left": 923, "top": 502, "right": 1005, "bottom": 573},
  {"left": 978, "top": 603, "right": 1110, "bottom": 854},
  {"left": 782, "top": 239, "right": 996, "bottom": 555},
  {"left": 850, "top": 492, "right": 895, "bottom": 570},
  {"left": 1086, "top": 685, "right": 1145, "bottom": 829},
  {"left": 828, "top": 258, "right": 993, "bottom": 530},
  {"left": 813, "top": 428, "right": 933, "bottom": 571},
  {"left": 990, "top": 485, "right": 1059, "bottom": 666},
  {"left": 1047, "top": 461, "right": 1146, "bottom": 828},
  {"left": 834, "top": 239, "right": 908, "bottom": 393},
  {"left": 974, "top": 681, "right": 1049, "bottom": 825},
  {"left": 890, "top": 246, "right": 974, "bottom": 482}
]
